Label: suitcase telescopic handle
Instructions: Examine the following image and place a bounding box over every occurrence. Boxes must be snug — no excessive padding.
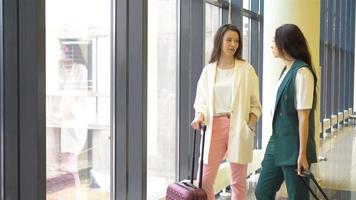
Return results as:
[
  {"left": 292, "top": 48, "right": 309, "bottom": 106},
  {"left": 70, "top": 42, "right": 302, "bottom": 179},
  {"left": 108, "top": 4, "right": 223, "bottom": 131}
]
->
[
  {"left": 190, "top": 124, "right": 207, "bottom": 188},
  {"left": 299, "top": 170, "right": 329, "bottom": 200}
]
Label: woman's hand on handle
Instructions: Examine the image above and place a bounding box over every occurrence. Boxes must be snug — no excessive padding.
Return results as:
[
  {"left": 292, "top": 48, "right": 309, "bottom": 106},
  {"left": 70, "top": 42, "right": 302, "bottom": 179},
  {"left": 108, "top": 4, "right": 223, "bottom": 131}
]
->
[
  {"left": 297, "top": 153, "right": 309, "bottom": 176},
  {"left": 191, "top": 113, "right": 204, "bottom": 130}
]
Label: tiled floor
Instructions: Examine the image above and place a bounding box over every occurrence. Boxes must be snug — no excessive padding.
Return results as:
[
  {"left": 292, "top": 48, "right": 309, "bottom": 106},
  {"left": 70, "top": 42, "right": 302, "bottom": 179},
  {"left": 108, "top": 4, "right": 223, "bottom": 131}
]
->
[
  {"left": 219, "top": 122, "right": 356, "bottom": 200},
  {"left": 47, "top": 122, "right": 356, "bottom": 200},
  {"left": 47, "top": 189, "right": 109, "bottom": 200},
  {"left": 318, "top": 126, "right": 356, "bottom": 193}
]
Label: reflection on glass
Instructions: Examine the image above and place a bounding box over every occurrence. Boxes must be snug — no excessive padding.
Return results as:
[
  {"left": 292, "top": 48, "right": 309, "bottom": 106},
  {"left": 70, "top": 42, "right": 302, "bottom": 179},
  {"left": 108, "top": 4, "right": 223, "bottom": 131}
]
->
[
  {"left": 147, "top": 0, "right": 177, "bottom": 199},
  {"left": 243, "top": 16, "right": 251, "bottom": 62},
  {"left": 205, "top": 3, "right": 222, "bottom": 64},
  {"left": 46, "top": 0, "right": 112, "bottom": 199}
]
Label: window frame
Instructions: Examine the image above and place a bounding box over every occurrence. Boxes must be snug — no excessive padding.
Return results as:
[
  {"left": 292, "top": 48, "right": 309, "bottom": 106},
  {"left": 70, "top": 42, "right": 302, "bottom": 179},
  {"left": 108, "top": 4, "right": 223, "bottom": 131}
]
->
[
  {"left": 177, "top": 0, "right": 205, "bottom": 182},
  {"left": 115, "top": 0, "right": 148, "bottom": 199},
  {"left": 1, "top": 0, "right": 46, "bottom": 199}
]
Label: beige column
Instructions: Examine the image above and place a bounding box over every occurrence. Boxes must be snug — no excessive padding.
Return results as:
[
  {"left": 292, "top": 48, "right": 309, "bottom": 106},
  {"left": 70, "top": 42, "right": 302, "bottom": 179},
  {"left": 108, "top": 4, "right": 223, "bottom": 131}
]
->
[{"left": 262, "top": 0, "right": 321, "bottom": 152}]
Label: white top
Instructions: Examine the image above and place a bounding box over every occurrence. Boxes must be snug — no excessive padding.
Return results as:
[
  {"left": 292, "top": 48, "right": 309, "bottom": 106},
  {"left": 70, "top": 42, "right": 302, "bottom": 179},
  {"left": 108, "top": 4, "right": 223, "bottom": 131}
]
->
[
  {"left": 271, "top": 67, "right": 314, "bottom": 117},
  {"left": 214, "top": 67, "right": 235, "bottom": 114},
  {"left": 193, "top": 61, "right": 262, "bottom": 164}
]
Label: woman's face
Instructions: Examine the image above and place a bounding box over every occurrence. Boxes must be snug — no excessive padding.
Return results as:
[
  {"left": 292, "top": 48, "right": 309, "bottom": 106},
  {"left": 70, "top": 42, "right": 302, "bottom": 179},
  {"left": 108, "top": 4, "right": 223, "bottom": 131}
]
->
[
  {"left": 221, "top": 30, "right": 239, "bottom": 57},
  {"left": 271, "top": 38, "right": 280, "bottom": 58},
  {"left": 60, "top": 46, "right": 73, "bottom": 67}
]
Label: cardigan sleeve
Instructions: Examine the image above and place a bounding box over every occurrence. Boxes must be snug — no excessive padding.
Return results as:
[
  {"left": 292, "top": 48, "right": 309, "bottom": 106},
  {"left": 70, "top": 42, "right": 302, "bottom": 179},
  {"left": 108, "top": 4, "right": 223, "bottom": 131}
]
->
[
  {"left": 249, "top": 68, "right": 262, "bottom": 119},
  {"left": 193, "top": 68, "right": 208, "bottom": 119}
]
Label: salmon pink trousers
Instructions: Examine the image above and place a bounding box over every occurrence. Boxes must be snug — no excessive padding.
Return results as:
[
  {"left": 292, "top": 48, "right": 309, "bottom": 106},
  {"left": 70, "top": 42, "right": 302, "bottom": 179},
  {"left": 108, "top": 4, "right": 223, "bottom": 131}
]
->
[{"left": 199, "top": 116, "right": 247, "bottom": 200}]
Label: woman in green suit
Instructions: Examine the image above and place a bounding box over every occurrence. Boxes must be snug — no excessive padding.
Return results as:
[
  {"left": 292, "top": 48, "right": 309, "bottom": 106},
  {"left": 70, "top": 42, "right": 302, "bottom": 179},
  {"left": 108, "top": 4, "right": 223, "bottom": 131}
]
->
[{"left": 255, "top": 24, "right": 317, "bottom": 200}]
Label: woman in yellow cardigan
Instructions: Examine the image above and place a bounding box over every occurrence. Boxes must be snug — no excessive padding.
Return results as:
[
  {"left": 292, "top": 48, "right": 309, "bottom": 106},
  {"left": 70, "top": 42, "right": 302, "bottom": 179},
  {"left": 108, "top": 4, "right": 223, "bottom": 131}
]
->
[{"left": 191, "top": 24, "right": 262, "bottom": 200}]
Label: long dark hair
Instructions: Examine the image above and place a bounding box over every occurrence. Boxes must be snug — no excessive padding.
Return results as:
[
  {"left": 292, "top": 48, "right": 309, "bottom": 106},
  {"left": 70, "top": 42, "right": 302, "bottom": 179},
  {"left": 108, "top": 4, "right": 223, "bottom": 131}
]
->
[
  {"left": 209, "top": 24, "right": 243, "bottom": 63},
  {"left": 276, "top": 24, "right": 318, "bottom": 107},
  {"left": 274, "top": 24, "right": 315, "bottom": 73}
]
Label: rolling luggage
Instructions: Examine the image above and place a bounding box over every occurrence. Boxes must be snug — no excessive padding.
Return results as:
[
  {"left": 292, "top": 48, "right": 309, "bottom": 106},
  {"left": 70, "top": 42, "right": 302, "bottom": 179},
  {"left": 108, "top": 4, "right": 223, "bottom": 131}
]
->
[
  {"left": 166, "top": 125, "right": 208, "bottom": 200},
  {"left": 299, "top": 170, "right": 329, "bottom": 200}
]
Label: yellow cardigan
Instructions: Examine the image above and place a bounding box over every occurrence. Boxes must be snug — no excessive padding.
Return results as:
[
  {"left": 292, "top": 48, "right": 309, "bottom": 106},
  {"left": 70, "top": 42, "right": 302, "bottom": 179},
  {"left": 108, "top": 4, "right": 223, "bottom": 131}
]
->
[{"left": 194, "top": 60, "right": 262, "bottom": 164}]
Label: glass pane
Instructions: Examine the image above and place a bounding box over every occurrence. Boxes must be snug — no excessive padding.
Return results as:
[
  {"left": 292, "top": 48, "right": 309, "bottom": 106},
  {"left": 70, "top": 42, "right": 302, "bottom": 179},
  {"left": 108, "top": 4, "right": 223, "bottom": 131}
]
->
[
  {"left": 243, "top": 0, "right": 251, "bottom": 10},
  {"left": 205, "top": 3, "right": 222, "bottom": 64},
  {"left": 243, "top": 0, "right": 250, "bottom": 9},
  {"left": 243, "top": 0, "right": 260, "bottom": 13},
  {"left": 147, "top": 0, "right": 177, "bottom": 199},
  {"left": 46, "top": 0, "right": 112, "bottom": 199},
  {"left": 243, "top": 16, "right": 251, "bottom": 62}
]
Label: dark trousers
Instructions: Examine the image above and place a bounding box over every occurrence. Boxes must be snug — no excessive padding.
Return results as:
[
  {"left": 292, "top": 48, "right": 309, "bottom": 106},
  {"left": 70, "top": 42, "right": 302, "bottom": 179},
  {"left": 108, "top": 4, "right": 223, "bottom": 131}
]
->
[{"left": 255, "top": 140, "right": 310, "bottom": 200}]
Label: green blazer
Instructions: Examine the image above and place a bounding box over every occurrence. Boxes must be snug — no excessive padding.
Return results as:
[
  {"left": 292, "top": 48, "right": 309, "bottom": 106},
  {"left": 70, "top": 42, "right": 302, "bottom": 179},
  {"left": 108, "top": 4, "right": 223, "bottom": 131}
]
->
[{"left": 272, "top": 59, "right": 317, "bottom": 166}]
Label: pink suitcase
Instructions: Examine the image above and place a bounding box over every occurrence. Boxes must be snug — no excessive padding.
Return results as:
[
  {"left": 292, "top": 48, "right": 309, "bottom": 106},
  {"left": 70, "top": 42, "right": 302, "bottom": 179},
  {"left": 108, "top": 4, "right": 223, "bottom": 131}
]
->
[{"left": 166, "top": 125, "right": 207, "bottom": 200}]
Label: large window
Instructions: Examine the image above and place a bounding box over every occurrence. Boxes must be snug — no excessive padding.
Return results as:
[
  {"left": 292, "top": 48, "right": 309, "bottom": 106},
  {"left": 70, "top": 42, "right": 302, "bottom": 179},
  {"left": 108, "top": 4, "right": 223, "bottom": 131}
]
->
[
  {"left": 242, "top": 5, "right": 261, "bottom": 66},
  {"left": 46, "top": 0, "right": 112, "bottom": 199},
  {"left": 205, "top": 3, "right": 222, "bottom": 64},
  {"left": 320, "top": 0, "right": 355, "bottom": 123},
  {"left": 147, "top": 0, "right": 177, "bottom": 199}
]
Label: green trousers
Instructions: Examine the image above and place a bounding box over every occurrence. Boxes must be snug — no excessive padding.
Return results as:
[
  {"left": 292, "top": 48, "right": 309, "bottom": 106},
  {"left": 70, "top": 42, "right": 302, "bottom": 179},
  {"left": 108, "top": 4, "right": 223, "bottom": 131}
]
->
[{"left": 255, "top": 139, "right": 310, "bottom": 200}]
